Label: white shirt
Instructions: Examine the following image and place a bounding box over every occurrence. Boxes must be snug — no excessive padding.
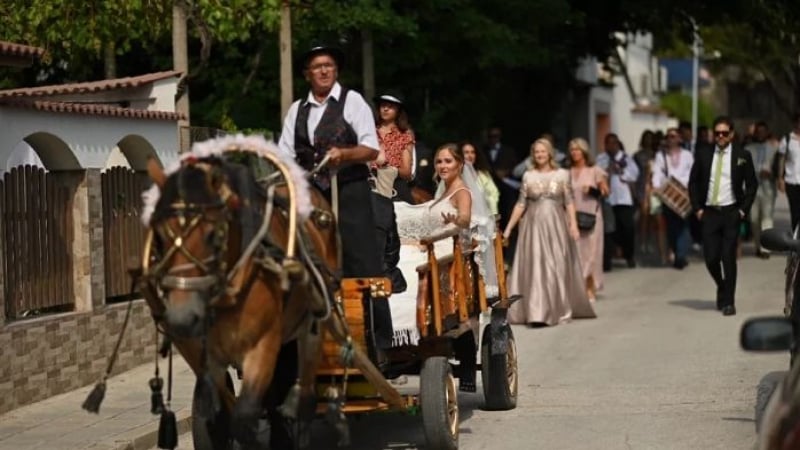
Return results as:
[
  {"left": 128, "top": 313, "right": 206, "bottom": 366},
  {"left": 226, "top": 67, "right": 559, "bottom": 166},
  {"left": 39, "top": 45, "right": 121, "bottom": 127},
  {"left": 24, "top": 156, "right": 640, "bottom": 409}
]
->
[
  {"left": 778, "top": 131, "right": 800, "bottom": 185},
  {"left": 277, "top": 82, "right": 379, "bottom": 159},
  {"left": 596, "top": 151, "right": 639, "bottom": 206},
  {"left": 706, "top": 144, "right": 735, "bottom": 206},
  {"left": 652, "top": 148, "right": 693, "bottom": 189}
]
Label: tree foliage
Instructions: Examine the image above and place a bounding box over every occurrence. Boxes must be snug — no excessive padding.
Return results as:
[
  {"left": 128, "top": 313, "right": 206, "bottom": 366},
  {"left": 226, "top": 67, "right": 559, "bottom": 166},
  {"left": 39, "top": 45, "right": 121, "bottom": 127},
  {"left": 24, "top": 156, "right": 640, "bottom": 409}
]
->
[{"left": 1, "top": 0, "right": 798, "bottom": 150}]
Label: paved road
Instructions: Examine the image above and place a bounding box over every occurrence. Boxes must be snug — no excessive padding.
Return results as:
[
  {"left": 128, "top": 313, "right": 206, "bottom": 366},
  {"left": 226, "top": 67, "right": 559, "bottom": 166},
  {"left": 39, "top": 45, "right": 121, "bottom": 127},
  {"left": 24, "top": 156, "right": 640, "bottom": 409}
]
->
[{"left": 160, "top": 212, "right": 792, "bottom": 449}]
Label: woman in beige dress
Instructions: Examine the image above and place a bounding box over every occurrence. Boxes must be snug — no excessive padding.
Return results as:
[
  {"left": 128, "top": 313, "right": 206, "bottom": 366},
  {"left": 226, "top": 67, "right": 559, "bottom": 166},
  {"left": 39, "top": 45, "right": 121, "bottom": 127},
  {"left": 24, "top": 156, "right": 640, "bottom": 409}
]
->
[
  {"left": 569, "top": 138, "right": 609, "bottom": 302},
  {"left": 503, "top": 138, "right": 597, "bottom": 326}
]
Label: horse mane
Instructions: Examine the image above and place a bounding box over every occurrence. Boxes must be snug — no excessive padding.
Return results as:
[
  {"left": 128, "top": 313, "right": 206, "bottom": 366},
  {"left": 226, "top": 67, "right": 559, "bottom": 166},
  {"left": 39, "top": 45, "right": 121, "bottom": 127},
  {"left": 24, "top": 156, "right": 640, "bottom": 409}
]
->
[
  {"left": 141, "top": 134, "right": 313, "bottom": 226},
  {"left": 150, "top": 157, "right": 268, "bottom": 255},
  {"left": 218, "top": 159, "right": 267, "bottom": 251}
]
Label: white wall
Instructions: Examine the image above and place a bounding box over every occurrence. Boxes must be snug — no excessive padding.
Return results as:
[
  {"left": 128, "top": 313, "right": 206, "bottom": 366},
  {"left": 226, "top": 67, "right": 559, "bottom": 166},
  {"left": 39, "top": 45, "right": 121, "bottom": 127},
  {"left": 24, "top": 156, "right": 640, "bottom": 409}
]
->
[{"left": 0, "top": 107, "right": 179, "bottom": 170}]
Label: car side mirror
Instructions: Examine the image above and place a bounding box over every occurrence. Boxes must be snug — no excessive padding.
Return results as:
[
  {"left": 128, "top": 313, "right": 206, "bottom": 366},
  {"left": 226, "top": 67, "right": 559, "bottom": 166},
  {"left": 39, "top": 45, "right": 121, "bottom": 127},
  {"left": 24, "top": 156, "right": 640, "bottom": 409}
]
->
[
  {"left": 760, "top": 228, "right": 800, "bottom": 253},
  {"left": 741, "top": 316, "right": 794, "bottom": 352}
]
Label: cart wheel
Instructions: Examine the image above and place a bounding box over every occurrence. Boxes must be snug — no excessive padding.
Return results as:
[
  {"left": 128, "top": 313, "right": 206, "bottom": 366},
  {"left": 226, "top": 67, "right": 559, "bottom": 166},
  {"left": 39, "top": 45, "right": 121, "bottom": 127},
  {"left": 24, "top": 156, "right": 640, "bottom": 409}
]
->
[
  {"left": 481, "top": 324, "right": 518, "bottom": 411},
  {"left": 192, "top": 373, "right": 235, "bottom": 450},
  {"left": 420, "top": 356, "right": 459, "bottom": 450}
]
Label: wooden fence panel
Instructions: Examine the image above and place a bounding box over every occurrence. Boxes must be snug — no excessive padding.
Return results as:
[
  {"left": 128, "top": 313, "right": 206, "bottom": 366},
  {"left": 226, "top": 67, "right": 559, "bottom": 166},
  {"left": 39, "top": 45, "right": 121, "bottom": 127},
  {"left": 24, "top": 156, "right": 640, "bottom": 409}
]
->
[
  {"left": 1, "top": 166, "right": 73, "bottom": 319},
  {"left": 102, "top": 167, "right": 146, "bottom": 300}
]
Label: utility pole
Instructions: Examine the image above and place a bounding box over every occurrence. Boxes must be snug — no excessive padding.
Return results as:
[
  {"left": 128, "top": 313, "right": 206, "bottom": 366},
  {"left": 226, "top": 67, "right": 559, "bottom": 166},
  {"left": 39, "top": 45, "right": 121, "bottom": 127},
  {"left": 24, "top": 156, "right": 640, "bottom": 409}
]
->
[
  {"left": 362, "top": 29, "right": 375, "bottom": 104},
  {"left": 280, "top": 1, "right": 293, "bottom": 123},
  {"left": 173, "top": 0, "right": 190, "bottom": 153},
  {"left": 690, "top": 17, "right": 699, "bottom": 150}
]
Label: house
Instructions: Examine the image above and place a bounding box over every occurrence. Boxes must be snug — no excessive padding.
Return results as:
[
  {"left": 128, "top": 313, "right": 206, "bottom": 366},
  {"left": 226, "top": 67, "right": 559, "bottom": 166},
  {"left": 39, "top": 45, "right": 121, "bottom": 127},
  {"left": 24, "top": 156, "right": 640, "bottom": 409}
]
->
[
  {"left": 0, "top": 41, "right": 183, "bottom": 414},
  {"left": 566, "top": 32, "right": 677, "bottom": 156}
]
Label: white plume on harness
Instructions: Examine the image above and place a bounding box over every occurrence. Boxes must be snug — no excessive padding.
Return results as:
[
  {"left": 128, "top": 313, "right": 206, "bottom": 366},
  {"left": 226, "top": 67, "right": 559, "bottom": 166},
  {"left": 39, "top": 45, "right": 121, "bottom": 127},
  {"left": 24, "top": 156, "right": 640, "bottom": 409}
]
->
[{"left": 140, "top": 133, "right": 314, "bottom": 226}]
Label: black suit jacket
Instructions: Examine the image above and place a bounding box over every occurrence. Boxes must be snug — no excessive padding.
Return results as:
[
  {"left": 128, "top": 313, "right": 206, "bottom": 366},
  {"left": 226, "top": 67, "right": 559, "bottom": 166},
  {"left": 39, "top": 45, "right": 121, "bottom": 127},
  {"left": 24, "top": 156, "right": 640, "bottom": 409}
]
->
[{"left": 688, "top": 143, "right": 758, "bottom": 215}]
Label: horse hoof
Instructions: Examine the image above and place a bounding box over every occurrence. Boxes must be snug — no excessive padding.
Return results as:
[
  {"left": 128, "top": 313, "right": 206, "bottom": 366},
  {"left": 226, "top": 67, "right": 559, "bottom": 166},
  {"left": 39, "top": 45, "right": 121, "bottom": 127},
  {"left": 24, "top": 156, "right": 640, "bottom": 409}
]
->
[{"left": 231, "top": 397, "right": 261, "bottom": 444}]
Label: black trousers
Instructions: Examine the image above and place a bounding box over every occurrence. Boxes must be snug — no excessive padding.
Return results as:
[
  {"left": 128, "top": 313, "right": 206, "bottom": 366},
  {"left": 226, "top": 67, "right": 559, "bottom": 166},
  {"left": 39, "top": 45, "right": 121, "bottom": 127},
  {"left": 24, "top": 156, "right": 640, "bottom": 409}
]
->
[
  {"left": 324, "top": 179, "right": 393, "bottom": 350},
  {"left": 701, "top": 205, "right": 740, "bottom": 307},
  {"left": 371, "top": 192, "right": 406, "bottom": 293},
  {"left": 787, "top": 183, "right": 800, "bottom": 231},
  {"left": 603, "top": 205, "right": 635, "bottom": 269}
]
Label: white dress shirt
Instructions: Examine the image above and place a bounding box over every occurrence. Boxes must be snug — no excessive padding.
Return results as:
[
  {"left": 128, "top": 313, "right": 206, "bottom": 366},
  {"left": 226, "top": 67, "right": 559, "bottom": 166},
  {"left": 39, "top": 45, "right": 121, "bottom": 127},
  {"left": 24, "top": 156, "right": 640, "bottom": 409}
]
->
[
  {"left": 596, "top": 151, "right": 639, "bottom": 206},
  {"left": 278, "top": 82, "right": 379, "bottom": 159},
  {"left": 652, "top": 148, "right": 694, "bottom": 189},
  {"left": 779, "top": 132, "right": 800, "bottom": 185},
  {"left": 706, "top": 143, "right": 735, "bottom": 206}
]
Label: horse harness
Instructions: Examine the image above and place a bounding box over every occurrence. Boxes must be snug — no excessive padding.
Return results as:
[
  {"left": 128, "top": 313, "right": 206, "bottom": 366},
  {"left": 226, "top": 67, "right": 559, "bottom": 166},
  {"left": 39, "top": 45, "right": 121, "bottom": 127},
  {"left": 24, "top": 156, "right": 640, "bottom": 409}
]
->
[{"left": 141, "top": 159, "right": 337, "bottom": 335}]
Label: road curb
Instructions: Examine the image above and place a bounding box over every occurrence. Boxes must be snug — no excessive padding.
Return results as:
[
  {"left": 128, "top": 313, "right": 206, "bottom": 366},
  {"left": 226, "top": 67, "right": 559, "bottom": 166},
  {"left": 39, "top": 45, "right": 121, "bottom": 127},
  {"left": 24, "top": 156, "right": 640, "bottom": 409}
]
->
[{"left": 110, "top": 411, "right": 193, "bottom": 450}]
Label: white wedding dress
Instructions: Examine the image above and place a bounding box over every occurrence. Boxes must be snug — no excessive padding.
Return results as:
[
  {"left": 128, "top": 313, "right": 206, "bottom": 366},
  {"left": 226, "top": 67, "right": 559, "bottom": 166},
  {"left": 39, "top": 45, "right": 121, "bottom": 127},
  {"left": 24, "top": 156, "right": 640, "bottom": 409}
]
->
[{"left": 389, "top": 167, "right": 499, "bottom": 347}]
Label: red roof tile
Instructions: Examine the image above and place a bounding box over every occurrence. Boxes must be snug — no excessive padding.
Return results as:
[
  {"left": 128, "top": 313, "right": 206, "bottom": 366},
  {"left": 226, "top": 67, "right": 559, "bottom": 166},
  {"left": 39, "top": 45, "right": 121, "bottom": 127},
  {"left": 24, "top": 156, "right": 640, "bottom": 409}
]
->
[
  {"left": 0, "top": 99, "right": 185, "bottom": 121},
  {"left": 0, "top": 70, "right": 182, "bottom": 98},
  {"left": 0, "top": 41, "right": 45, "bottom": 59}
]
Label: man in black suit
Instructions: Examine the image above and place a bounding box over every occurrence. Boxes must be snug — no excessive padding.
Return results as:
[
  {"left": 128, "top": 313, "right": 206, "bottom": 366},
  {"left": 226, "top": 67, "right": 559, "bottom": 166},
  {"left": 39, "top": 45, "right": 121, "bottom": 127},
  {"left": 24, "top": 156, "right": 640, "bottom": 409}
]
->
[{"left": 688, "top": 116, "right": 758, "bottom": 316}]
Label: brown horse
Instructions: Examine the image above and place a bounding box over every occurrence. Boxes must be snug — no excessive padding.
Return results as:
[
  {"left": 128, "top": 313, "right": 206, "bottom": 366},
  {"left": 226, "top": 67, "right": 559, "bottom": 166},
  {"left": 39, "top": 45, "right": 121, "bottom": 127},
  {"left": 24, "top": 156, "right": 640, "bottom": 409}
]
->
[{"left": 142, "top": 150, "right": 338, "bottom": 448}]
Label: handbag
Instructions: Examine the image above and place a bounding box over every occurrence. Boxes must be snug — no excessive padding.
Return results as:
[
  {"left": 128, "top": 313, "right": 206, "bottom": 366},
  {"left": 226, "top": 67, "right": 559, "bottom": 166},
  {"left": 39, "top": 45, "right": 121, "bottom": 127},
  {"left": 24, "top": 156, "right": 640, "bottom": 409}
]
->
[
  {"left": 576, "top": 203, "right": 600, "bottom": 231},
  {"left": 369, "top": 166, "right": 398, "bottom": 199}
]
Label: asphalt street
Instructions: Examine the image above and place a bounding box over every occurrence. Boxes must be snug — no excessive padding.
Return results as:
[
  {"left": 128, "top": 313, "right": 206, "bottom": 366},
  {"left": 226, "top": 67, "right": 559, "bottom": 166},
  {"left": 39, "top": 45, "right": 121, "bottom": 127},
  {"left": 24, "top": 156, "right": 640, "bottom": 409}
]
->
[{"left": 161, "top": 206, "right": 792, "bottom": 450}]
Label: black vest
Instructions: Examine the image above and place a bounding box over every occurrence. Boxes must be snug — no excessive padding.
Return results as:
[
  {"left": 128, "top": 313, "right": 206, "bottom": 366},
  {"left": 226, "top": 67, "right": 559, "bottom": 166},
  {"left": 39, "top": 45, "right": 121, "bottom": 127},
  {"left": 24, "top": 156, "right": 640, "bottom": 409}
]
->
[{"left": 294, "top": 88, "right": 369, "bottom": 186}]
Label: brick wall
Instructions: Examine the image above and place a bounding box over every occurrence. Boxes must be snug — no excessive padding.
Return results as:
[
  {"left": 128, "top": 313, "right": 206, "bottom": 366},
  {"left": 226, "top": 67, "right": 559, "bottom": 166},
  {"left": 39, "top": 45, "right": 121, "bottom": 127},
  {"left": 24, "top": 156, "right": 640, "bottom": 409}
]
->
[{"left": 0, "top": 300, "right": 156, "bottom": 414}]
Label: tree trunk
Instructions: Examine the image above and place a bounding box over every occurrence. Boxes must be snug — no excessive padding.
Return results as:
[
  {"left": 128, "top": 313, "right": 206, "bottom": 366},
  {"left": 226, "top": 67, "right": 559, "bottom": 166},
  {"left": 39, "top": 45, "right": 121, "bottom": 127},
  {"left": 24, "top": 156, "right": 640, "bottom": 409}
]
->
[
  {"left": 103, "top": 42, "right": 116, "bottom": 79},
  {"left": 279, "top": 1, "right": 293, "bottom": 126},
  {"left": 173, "top": 0, "right": 190, "bottom": 153},
  {"left": 362, "top": 29, "right": 375, "bottom": 105}
]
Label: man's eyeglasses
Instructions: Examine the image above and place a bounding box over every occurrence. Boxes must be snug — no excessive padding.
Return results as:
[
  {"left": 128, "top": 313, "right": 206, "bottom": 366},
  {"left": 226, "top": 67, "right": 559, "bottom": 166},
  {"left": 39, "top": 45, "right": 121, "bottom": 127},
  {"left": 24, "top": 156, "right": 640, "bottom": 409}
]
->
[
  {"left": 714, "top": 130, "right": 731, "bottom": 138},
  {"left": 308, "top": 62, "right": 335, "bottom": 73},
  {"left": 667, "top": 133, "right": 679, "bottom": 138}
]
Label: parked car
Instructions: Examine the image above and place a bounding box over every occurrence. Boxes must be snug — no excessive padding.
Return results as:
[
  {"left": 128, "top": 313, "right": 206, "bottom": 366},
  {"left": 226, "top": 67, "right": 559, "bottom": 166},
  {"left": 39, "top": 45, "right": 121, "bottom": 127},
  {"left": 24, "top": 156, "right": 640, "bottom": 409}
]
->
[{"left": 741, "top": 317, "right": 798, "bottom": 450}]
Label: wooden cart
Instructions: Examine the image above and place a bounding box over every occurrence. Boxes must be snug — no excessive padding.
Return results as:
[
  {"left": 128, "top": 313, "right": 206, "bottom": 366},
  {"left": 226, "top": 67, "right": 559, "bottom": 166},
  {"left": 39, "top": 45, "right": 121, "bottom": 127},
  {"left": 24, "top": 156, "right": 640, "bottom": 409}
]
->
[{"left": 317, "top": 230, "right": 519, "bottom": 450}]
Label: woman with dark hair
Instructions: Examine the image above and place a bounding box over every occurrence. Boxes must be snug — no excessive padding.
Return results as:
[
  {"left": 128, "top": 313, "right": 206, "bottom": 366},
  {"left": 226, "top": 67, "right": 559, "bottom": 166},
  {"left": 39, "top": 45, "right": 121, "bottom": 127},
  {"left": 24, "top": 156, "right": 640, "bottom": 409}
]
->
[
  {"left": 461, "top": 141, "right": 500, "bottom": 216},
  {"left": 374, "top": 94, "right": 414, "bottom": 199},
  {"left": 635, "top": 129, "right": 667, "bottom": 264},
  {"left": 370, "top": 93, "right": 416, "bottom": 294}
]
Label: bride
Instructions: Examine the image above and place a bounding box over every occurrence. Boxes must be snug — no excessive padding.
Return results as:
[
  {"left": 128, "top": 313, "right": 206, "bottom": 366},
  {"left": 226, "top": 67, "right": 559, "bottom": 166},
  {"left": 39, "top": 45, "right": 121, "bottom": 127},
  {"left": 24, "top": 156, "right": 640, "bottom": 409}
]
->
[{"left": 390, "top": 143, "right": 499, "bottom": 351}]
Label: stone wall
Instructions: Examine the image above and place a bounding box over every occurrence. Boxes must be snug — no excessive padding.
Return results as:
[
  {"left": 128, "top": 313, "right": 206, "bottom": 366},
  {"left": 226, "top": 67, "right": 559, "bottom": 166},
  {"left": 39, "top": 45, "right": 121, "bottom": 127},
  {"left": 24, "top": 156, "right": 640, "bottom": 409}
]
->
[{"left": 0, "top": 300, "right": 156, "bottom": 414}]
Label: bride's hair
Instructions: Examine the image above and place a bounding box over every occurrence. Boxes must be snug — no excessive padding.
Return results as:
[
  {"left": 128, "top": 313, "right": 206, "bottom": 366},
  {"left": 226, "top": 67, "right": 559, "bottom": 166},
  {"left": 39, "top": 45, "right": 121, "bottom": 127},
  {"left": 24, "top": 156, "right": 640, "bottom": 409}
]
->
[{"left": 432, "top": 143, "right": 464, "bottom": 182}]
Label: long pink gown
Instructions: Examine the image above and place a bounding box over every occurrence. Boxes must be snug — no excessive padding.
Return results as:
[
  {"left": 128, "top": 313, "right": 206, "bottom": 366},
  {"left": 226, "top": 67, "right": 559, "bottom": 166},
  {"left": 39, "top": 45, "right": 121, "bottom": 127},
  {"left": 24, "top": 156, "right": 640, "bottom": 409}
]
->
[
  {"left": 570, "top": 165, "right": 607, "bottom": 293},
  {"left": 507, "top": 168, "right": 597, "bottom": 326}
]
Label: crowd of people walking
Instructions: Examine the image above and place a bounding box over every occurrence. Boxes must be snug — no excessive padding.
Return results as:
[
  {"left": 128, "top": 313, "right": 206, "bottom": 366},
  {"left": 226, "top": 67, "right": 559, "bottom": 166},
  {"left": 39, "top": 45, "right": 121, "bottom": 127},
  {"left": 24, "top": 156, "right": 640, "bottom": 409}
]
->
[{"left": 280, "top": 44, "right": 800, "bottom": 336}]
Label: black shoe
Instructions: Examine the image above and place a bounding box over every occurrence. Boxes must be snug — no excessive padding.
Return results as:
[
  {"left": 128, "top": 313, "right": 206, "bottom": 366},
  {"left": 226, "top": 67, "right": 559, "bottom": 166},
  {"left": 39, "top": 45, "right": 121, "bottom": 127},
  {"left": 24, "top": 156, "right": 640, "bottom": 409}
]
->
[
  {"left": 673, "top": 258, "right": 688, "bottom": 270},
  {"left": 722, "top": 305, "right": 736, "bottom": 316}
]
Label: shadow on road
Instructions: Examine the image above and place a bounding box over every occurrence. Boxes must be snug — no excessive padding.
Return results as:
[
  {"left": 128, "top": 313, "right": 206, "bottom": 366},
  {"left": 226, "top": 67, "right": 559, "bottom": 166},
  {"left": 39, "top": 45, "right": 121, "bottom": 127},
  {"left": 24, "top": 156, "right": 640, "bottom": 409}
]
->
[
  {"left": 307, "top": 391, "right": 482, "bottom": 449},
  {"left": 721, "top": 416, "right": 755, "bottom": 423},
  {"left": 668, "top": 299, "right": 717, "bottom": 311}
]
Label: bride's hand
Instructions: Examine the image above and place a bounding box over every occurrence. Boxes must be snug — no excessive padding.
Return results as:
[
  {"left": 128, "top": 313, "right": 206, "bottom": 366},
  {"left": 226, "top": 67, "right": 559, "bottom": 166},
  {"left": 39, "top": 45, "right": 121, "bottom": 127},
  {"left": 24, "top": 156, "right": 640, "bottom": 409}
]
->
[{"left": 442, "top": 212, "right": 458, "bottom": 225}]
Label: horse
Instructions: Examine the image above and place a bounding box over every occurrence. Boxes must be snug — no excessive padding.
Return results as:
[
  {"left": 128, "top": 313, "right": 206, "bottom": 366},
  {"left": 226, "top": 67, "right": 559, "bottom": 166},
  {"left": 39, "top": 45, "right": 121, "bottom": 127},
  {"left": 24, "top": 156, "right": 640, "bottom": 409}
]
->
[{"left": 140, "top": 139, "right": 338, "bottom": 449}]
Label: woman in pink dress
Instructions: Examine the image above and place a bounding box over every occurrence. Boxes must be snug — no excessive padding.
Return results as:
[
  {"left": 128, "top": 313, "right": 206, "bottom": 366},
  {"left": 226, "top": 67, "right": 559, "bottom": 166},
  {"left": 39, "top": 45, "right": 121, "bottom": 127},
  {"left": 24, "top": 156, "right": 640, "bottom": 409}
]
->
[
  {"left": 503, "top": 139, "right": 596, "bottom": 326},
  {"left": 568, "top": 138, "right": 609, "bottom": 303}
]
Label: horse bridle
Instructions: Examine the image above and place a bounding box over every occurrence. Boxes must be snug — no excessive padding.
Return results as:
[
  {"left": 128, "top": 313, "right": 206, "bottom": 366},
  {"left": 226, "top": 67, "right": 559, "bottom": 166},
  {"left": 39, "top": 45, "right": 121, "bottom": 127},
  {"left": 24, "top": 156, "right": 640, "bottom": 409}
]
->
[{"left": 142, "top": 163, "right": 234, "bottom": 307}]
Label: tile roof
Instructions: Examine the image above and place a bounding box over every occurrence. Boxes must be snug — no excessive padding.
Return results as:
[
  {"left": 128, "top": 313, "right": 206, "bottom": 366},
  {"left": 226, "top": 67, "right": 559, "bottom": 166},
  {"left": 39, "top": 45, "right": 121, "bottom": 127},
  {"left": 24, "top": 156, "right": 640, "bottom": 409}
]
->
[
  {"left": 0, "top": 41, "right": 45, "bottom": 59},
  {"left": 0, "top": 99, "right": 185, "bottom": 121},
  {"left": 0, "top": 70, "right": 182, "bottom": 98}
]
